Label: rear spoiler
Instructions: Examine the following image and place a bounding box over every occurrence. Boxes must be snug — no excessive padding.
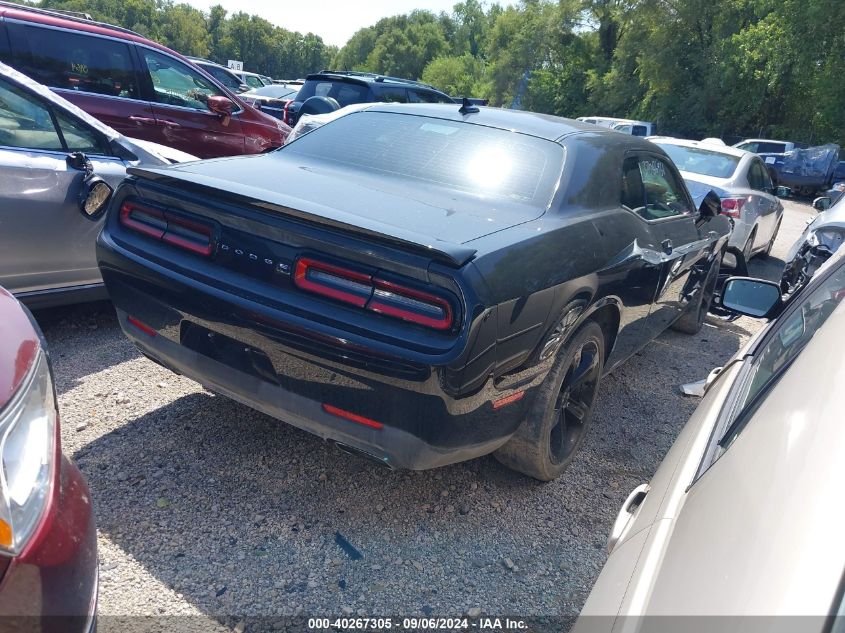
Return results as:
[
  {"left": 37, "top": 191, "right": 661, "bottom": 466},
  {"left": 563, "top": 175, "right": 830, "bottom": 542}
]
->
[{"left": 126, "top": 166, "right": 477, "bottom": 267}]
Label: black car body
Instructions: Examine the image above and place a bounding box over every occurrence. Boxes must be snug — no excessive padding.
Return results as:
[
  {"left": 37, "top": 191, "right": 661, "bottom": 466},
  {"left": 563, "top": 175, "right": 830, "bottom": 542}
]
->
[
  {"left": 284, "top": 71, "right": 454, "bottom": 126},
  {"left": 96, "top": 104, "right": 731, "bottom": 479}
]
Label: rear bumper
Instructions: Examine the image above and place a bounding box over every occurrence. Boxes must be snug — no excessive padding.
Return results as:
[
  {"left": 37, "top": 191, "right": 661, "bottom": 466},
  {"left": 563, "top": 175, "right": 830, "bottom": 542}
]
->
[
  {"left": 98, "top": 238, "right": 535, "bottom": 470},
  {"left": 0, "top": 456, "right": 98, "bottom": 632}
]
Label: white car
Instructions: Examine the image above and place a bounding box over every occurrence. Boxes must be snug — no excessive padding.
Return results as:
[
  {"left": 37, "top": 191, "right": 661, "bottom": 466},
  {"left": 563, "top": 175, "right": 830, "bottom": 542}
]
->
[
  {"left": 576, "top": 116, "right": 656, "bottom": 137},
  {"left": 733, "top": 138, "right": 797, "bottom": 154},
  {"left": 781, "top": 192, "right": 845, "bottom": 293},
  {"left": 652, "top": 137, "right": 786, "bottom": 261},
  {"left": 576, "top": 247, "right": 845, "bottom": 629}
]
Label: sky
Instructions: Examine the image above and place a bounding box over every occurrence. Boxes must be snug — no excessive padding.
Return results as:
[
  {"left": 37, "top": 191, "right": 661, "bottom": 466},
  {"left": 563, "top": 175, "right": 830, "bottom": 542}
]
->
[{"left": 183, "top": 0, "right": 460, "bottom": 47}]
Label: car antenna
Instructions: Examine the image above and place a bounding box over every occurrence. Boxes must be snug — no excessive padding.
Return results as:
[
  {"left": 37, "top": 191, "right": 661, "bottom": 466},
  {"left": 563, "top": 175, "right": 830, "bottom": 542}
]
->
[{"left": 459, "top": 97, "right": 479, "bottom": 115}]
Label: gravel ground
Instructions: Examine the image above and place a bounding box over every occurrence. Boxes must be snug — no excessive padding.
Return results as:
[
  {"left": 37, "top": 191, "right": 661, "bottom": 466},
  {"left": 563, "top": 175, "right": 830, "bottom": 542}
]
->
[{"left": 34, "top": 199, "right": 813, "bottom": 631}]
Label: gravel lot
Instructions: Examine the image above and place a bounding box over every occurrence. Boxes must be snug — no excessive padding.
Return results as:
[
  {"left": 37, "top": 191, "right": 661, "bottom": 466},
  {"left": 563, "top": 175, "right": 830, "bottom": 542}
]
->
[{"left": 34, "top": 199, "right": 813, "bottom": 631}]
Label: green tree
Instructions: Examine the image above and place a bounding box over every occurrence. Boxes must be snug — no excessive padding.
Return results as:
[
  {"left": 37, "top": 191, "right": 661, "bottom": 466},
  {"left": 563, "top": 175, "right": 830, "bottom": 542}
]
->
[{"left": 422, "top": 53, "right": 486, "bottom": 96}]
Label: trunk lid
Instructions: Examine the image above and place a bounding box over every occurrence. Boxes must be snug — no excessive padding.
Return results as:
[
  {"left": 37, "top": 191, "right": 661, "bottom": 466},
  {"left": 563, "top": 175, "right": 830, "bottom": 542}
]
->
[{"left": 129, "top": 153, "right": 541, "bottom": 265}]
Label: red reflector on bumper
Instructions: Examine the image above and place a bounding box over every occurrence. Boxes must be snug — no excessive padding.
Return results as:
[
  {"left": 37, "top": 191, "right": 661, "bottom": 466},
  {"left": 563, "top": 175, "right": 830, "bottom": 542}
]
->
[
  {"left": 127, "top": 316, "right": 157, "bottom": 337},
  {"left": 322, "top": 404, "right": 383, "bottom": 429},
  {"left": 492, "top": 391, "right": 525, "bottom": 410}
]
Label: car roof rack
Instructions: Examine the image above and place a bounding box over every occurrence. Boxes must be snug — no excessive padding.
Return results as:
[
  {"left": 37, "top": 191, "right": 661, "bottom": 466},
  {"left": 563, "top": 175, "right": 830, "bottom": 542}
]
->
[
  {"left": 0, "top": 1, "right": 144, "bottom": 38},
  {"left": 316, "top": 69, "right": 439, "bottom": 91}
]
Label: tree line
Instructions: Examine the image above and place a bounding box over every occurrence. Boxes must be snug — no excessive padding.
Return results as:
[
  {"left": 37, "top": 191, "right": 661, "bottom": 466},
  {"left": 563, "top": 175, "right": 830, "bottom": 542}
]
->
[
  {"left": 35, "top": 0, "right": 845, "bottom": 145},
  {"left": 36, "top": 0, "right": 336, "bottom": 79}
]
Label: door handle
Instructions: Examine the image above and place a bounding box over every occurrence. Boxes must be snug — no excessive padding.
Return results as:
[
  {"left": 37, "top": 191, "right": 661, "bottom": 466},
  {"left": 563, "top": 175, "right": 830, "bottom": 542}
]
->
[
  {"left": 128, "top": 115, "right": 157, "bottom": 125},
  {"left": 661, "top": 239, "right": 673, "bottom": 254},
  {"left": 159, "top": 120, "right": 181, "bottom": 129},
  {"left": 607, "top": 483, "right": 650, "bottom": 553}
]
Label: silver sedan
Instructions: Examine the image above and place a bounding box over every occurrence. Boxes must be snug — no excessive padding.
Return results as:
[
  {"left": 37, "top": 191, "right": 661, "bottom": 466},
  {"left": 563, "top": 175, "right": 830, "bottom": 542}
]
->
[
  {"left": 653, "top": 138, "right": 786, "bottom": 262},
  {"left": 576, "top": 247, "right": 845, "bottom": 628},
  {"left": 0, "top": 61, "right": 196, "bottom": 308}
]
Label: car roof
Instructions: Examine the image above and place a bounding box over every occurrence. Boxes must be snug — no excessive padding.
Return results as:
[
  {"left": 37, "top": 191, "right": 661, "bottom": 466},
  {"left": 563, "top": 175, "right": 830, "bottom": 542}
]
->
[
  {"left": 357, "top": 103, "right": 617, "bottom": 142},
  {"left": 305, "top": 71, "right": 446, "bottom": 92},
  {"left": 653, "top": 136, "right": 752, "bottom": 159},
  {"left": 737, "top": 138, "right": 791, "bottom": 144},
  {"left": 0, "top": 2, "right": 171, "bottom": 52}
]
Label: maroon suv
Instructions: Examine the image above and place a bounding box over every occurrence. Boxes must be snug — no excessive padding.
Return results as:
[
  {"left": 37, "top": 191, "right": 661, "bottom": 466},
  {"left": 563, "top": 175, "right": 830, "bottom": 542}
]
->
[
  {"left": 0, "top": 3, "right": 289, "bottom": 158},
  {"left": 0, "top": 287, "right": 97, "bottom": 632}
]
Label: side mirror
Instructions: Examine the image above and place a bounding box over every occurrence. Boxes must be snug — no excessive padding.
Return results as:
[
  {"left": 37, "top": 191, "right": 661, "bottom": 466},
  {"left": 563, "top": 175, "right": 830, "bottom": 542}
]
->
[
  {"left": 79, "top": 176, "right": 113, "bottom": 219},
  {"left": 207, "top": 95, "right": 234, "bottom": 117},
  {"left": 721, "top": 276, "right": 783, "bottom": 318},
  {"left": 67, "top": 152, "right": 113, "bottom": 219},
  {"left": 776, "top": 186, "right": 792, "bottom": 198},
  {"left": 813, "top": 196, "right": 832, "bottom": 211}
]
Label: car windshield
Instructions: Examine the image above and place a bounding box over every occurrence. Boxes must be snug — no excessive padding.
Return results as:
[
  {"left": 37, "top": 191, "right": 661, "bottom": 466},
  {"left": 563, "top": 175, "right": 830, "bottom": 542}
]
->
[
  {"left": 657, "top": 143, "right": 741, "bottom": 179},
  {"left": 282, "top": 111, "right": 563, "bottom": 208}
]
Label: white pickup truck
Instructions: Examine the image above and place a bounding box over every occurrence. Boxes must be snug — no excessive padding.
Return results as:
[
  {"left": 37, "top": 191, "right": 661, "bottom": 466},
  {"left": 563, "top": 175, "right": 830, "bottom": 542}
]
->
[{"left": 576, "top": 116, "right": 656, "bottom": 137}]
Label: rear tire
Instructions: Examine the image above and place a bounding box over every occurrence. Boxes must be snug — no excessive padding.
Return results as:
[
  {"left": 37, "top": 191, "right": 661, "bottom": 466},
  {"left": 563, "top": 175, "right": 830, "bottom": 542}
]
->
[
  {"left": 494, "top": 321, "right": 605, "bottom": 481},
  {"left": 671, "top": 254, "right": 721, "bottom": 335}
]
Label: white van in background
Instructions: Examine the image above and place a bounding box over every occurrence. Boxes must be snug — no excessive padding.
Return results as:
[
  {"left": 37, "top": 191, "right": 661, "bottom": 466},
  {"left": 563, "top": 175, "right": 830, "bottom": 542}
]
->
[{"left": 577, "top": 116, "right": 656, "bottom": 137}]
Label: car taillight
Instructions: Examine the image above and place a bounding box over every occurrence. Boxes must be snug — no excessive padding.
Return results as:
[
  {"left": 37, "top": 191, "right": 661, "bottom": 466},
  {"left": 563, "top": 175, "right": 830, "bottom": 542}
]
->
[
  {"left": 369, "top": 278, "right": 453, "bottom": 330},
  {"left": 294, "top": 257, "right": 372, "bottom": 307},
  {"left": 720, "top": 197, "right": 747, "bottom": 219},
  {"left": 119, "top": 201, "right": 216, "bottom": 256},
  {"left": 120, "top": 201, "right": 166, "bottom": 239},
  {"left": 293, "top": 257, "right": 455, "bottom": 331}
]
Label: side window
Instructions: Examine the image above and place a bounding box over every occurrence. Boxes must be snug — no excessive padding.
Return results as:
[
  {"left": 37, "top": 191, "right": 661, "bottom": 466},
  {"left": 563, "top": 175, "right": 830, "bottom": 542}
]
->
[
  {"left": 54, "top": 109, "right": 108, "bottom": 154},
  {"left": 142, "top": 49, "right": 223, "bottom": 111},
  {"left": 758, "top": 142, "right": 785, "bottom": 154},
  {"left": 621, "top": 156, "right": 645, "bottom": 211},
  {"left": 243, "top": 75, "right": 263, "bottom": 89},
  {"left": 409, "top": 89, "right": 452, "bottom": 104},
  {"left": 206, "top": 66, "right": 240, "bottom": 91},
  {"left": 378, "top": 87, "right": 408, "bottom": 103},
  {"left": 747, "top": 161, "right": 764, "bottom": 190},
  {"left": 0, "top": 78, "right": 62, "bottom": 150},
  {"left": 718, "top": 264, "right": 845, "bottom": 452},
  {"left": 631, "top": 125, "right": 648, "bottom": 137},
  {"left": 623, "top": 155, "right": 690, "bottom": 220},
  {"left": 747, "top": 160, "right": 772, "bottom": 191},
  {"left": 738, "top": 142, "right": 758, "bottom": 153},
  {"left": 6, "top": 23, "right": 139, "bottom": 99}
]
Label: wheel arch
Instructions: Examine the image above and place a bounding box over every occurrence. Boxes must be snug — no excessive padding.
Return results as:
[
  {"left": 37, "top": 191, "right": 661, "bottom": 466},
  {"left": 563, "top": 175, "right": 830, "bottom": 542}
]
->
[{"left": 579, "top": 298, "right": 622, "bottom": 363}]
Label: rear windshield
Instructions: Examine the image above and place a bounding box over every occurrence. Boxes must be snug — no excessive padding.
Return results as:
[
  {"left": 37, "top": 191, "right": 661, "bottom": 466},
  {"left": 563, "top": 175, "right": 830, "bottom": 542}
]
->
[
  {"left": 297, "top": 80, "right": 371, "bottom": 106},
  {"left": 282, "top": 111, "right": 564, "bottom": 206},
  {"left": 657, "top": 143, "right": 741, "bottom": 179}
]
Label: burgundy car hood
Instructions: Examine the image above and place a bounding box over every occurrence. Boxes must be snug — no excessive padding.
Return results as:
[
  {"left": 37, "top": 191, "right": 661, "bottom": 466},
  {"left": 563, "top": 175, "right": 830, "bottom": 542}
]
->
[{"left": 0, "top": 288, "right": 39, "bottom": 410}]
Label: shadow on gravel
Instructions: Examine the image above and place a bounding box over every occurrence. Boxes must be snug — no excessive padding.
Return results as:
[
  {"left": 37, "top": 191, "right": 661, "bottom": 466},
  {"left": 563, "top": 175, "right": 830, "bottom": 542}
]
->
[
  {"left": 747, "top": 255, "right": 785, "bottom": 282},
  {"left": 73, "top": 309, "right": 745, "bottom": 621},
  {"left": 34, "top": 301, "right": 140, "bottom": 395}
]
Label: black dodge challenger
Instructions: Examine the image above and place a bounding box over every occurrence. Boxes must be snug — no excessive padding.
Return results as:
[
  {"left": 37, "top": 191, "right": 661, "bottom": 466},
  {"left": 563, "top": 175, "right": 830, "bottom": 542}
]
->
[{"left": 97, "top": 104, "right": 731, "bottom": 480}]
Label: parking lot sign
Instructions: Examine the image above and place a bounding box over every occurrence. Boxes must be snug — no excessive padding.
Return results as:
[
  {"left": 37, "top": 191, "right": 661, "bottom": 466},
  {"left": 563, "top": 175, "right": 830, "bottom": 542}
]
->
[{"left": 227, "top": 59, "right": 243, "bottom": 72}]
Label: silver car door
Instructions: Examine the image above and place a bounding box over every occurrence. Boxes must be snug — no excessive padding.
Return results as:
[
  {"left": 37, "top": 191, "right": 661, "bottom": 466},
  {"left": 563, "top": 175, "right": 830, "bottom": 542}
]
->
[
  {"left": 747, "top": 158, "right": 779, "bottom": 244},
  {"left": 0, "top": 76, "right": 127, "bottom": 296}
]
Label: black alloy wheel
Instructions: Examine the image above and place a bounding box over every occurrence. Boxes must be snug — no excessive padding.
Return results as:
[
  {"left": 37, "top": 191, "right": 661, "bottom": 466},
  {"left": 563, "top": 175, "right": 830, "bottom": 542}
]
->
[{"left": 548, "top": 339, "right": 601, "bottom": 465}]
